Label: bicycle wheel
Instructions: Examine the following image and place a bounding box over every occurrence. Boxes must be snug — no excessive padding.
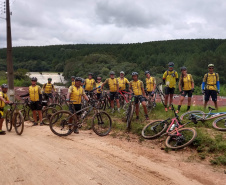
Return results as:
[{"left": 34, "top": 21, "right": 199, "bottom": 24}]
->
[
  {"left": 180, "top": 111, "right": 205, "bottom": 123},
  {"left": 126, "top": 104, "right": 134, "bottom": 130},
  {"left": 5, "top": 110, "right": 12, "bottom": 132},
  {"left": 212, "top": 116, "right": 226, "bottom": 131},
  {"left": 13, "top": 112, "right": 24, "bottom": 135},
  {"left": 141, "top": 121, "right": 168, "bottom": 139},
  {"left": 48, "top": 103, "right": 62, "bottom": 111},
  {"left": 92, "top": 111, "right": 112, "bottom": 136},
  {"left": 106, "top": 96, "right": 111, "bottom": 108},
  {"left": 159, "top": 92, "right": 165, "bottom": 106},
  {"left": 165, "top": 128, "right": 197, "bottom": 149},
  {"left": 42, "top": 107, "right": 58, "bottom": 125},
  {"left": 28, "top": 107, "right": 35, "bottom": 122},
  {"left": 21, "top": 108, "right": 27, "bottom": 121},
  {"left": 49, "top": 110, "right": 76, "bottom": 136}
]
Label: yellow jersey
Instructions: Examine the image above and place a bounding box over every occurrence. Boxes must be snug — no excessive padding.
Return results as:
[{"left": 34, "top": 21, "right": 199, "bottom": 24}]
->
[
  {"left": 146, "top": 77, "right": 156, "bottom": 92},
  {"left": 163, "top": 70, "right": 179, "bottom": 88},
  {"left": 43, "top": 83, "right": 55, "bottom": 94},
  {"left": 72, "top": 81, "right": 75, "bottom": 86},
  {"left": 203, "top": 73, "right": 219, "bottom": 91},
  {"left": 104, "top": 78, "right": 119, "bottom": 92},
  {"left": 29, "top": 85, "right": 42, "bottom": 101},
  {"left": 68, "top": 86, "right": 85, "bottom": 104},
  {"left": 85, "top": 79, "right": 96, "bottom": 91},
  {"left": 179, "top": 74, "right": 194, "bottom": 91},
  {"left": 0, "top": 91, "right": 9, "bottom": 108},
  {"left": 117, "top": 77, "right": 129, "bottom": 90},
  {"left": 129, "top": 80, "right": 144, "bottom": 96},
  {"left": 96, "top": 82, "right": 103, "bottom": 94}
]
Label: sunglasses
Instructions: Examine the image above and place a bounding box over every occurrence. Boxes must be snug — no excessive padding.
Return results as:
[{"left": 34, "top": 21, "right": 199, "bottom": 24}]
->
[{"left": 169, "top": 65, "right": 173, "bottom": 67}]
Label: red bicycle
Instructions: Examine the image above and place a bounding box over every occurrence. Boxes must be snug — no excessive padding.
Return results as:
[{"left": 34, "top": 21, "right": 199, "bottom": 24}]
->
[
  {"left": 118, "top": 88, "right": 132, "bottom": 109},
  {"left": 141, "top": 104, "right": 197, "bottom": 149}
]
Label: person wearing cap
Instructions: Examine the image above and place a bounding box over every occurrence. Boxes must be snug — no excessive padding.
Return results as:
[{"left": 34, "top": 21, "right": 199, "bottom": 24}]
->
[
  {"left": 71, "top": 76, "right": 76, "bottom": 86},
  {"left": 20, "top": 77, "right": 43, "bottom": 126},
  {"left": 145, "top": 71, "right": 156, "bottom": 98},
  {"left": 42, "top": 78, "right": 55, "bottom": 103},
  {"left": 117, "top": 71, "right": 129, "bottom": 92},
  {"left": 0, "top": 84, "right": 12, "bottom": 135},
  {"left": 67, "top": 77, "right": 89, "bottom": 134},
  {"left": 96, "top": 77, "right": 103, "bottom": 100},
  {"left": 163, "top": 62, "right": 179, "bottom": 112},
  {"left": 202, "top": 64, "right": 220, "bottom": 110},
  {"left": 176, "top": 67, "right": 194, "bottom": 113},
  {"left": 129, "top": 72, "right": 149, "bottom": 120},
  {"left": 101, "top": 71, "right": 120, "bottom": 113},
  {"left": 84, "top": 73, "right": 96, "bottom": 96}
]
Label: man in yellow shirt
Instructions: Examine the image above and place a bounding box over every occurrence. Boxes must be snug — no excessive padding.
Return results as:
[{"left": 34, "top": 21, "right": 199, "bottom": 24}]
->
[
  {"left": 145, "top": 71, "right": 156, "bottom": 97},
  {"left": 163, "top": 62, "right": 179, "bottom": 111},
  {"left": 96, "top": 76, "right": 103, "bottom": 100},
  {"left": 118, "top": 71, "right": 129, "bottom": 92},
  {"left": 71, "top": 76, "right": 75, "bottom": 86},
  {"left": 101, "top": 71, "right": 120, "bottom": 113},
  {"left": 202, "top": 64, "right": 220, "bottom": 110},
  {"left": 0, "top": 84, "right": 11, "bottom": 135},
  {"left": 67, "top": 77, "right": 89, "bottom": 134},
  {"left": 84, "top": 73, "right": 96, "bottom": 96},
  {"left": 42, "top": 78, "right": 55, "bottom": 103},
  {"left": 129, "top": 72, "right": 149, "bottom": 120}
]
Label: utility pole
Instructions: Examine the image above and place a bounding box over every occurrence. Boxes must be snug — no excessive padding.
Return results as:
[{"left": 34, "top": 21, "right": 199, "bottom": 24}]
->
[{"left": 6, "top": 0, "right": 14, "bottom": 101}]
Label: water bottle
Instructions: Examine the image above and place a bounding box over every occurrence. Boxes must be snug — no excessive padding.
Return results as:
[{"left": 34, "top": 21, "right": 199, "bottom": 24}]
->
[
  {"left": 170, "top": 124, "right": 176, "bottom": 131},
  {"left": 81, "top": 111, "right": 87, "bottom": 119}
]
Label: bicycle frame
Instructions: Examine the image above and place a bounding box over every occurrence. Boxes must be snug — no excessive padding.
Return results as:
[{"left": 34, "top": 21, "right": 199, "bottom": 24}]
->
[
  {"left": 118, "top": 90, "right": 132, "bottom": 104},
  {"left": 164, "top": 117, "right": 185, "bottom": 136}
]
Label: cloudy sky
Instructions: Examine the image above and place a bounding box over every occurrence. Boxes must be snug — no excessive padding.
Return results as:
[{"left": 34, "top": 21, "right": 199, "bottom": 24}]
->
[{"left": 0, "top": 0, "right": 226, "bottom": 47}]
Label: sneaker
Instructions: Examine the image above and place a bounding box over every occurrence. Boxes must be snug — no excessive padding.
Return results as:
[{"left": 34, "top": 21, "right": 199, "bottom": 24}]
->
[
  {"left": 175, "top": 110, "right": 179, "bottom": 114},
  {"left": 74, "top": 128, "right": 79, "bottom": 134},
  {"left": 111, "top": 109, "right": 115, "bottom": 114},
  {"left": 136, "top": 116, "right": 139, "bottom": 120},
  {"left": 118, "top": 108, "right": 120, "bottom": 113},
  {"left": 32, "top": 122, "right": 38, "bottom": 126},
  {"left": 169, "top": 106, "right": 172, "bottom": 110},
  {"left": 40, "top": 122, "right": 44, "bottom": 126},
  {"left": 145, "top": 115, "right": 149, "bottom": 120},
  {"left": 0, "top": 131, "right": 6, "bottom": 135},
  {"left": 164, "top": 107, "right": 168, "bottom": 112}
]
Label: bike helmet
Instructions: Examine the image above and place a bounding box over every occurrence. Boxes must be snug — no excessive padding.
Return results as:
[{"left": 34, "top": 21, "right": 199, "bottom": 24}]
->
[
  {"left": 168, "top": 62, "right": 174, "bottom": 67},
  {"left": 120, "top": 71, "right": 125, "bottom": 74},
  {"left": 75, "top": 77, "right": 83, "bottom": 82},
  {"left": 208, "top": 64, "right": 214, "bottom": 68},
  {"left": 145, "top": 71, "right": 150, "bottom": 75},
  {"left": 71, "top": 76, "right": 75, "bottom": 79},
  {"left": 109, "top": 71, "right": 115, "bottom": 75},
  {"left": 88, "top": 72, "right": 93, "bottom": 76},
  {"left": 31, "top": 77, "right": 37, "bottom": 81},
  {"left": 1, "top": 84, "right": 8, "bottom": 89},
  {"left": 180, "top": 66, "right": 187, "bottom": 71},
  {"left": 132, "top": 72, "right": 138, "bottom": 76},
  {"left": 48, "top": 78, "right": 52, "bottom": 81}
]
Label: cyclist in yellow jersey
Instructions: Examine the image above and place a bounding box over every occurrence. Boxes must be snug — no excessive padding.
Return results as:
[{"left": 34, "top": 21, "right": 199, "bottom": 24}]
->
[
  {"left": 202, "top": 64, "right": 220, "bottom": 110},
  {"left": 42, "top": 78, "right": 55, "bottom": 103},
  {"left": 117, "top": 71, "right": 129, "bottom": 91},
  {"left": 71, "top": 76, "right": 75, "bottom": 86},
  {"left": 96, "top": 76, "right": 103, "bottom": 100},
  {"left": 20, "top": 77, "right": 43, "bottom": 126},
  {"left": 101, "top": 71, "right": 120, "bottom": 113},
  {"left": 163, "top": 62, "right": 179, "bottom": 111},
  {"left": 176, "top": 67, "right": 194, "bottom": 113},
  {"left": 129, "top": 72, "right": 149, "bottom": 120},
  {"left": 0, "top": 84, "right": 11, "bottom": 135},
  {"left": 145, "top": 71, "right": 156, "bottom": 97},
  {"left": 67, "top": 77, "right": 89, "bottom": 134},
  {"left": 84, "top": 73, "right": 96, "bottom": 96}
]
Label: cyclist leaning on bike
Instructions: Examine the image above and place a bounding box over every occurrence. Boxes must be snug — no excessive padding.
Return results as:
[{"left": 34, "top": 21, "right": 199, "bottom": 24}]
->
[
  {"left": 84, "top": 73, "right": 96, "bottom": 97},
  {"left": 0, "top": 84, "right": 12, "bottom": 135},
  {"left": 67, "top": 77, "right": 89, "bottom": 134},
  {"left": 202, "top": 64, "right": 220, "bottom": 110},
  {"left": 129, "top": 72, "right": 149, "bottom": 120},
  {"left": 42, "top": 78, "right": 55, "bottom": 103},
  {"left": 145, "top": 71, "right": 156, "bottom": 97},
  {"left": 117, "top": 71, "right": 130, "bottom": 93}
]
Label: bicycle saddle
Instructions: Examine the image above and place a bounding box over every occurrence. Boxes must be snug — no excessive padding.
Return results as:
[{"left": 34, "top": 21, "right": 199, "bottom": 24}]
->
[{"left": 208, "top": 107, "right": 216, "bottom": 111}]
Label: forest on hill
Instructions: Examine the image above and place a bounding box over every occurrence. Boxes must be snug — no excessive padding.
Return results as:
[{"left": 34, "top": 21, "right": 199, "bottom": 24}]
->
[{"left": 0, "top": 39, "right": 226, "bottom": 93}]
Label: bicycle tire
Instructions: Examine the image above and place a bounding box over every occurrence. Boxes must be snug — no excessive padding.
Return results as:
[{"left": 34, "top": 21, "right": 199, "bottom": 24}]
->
[
  {"left": 28, "top": 107, "right": 35, "bottom": 122},
  {"left": 165, "top": 128, "right": 197, "bottom": 149},
  {"left": 5, "top": 110, "right": 12, "bottom": 132},
  {"left": 141, "top": 121, "right": 168, "bottom": 139},
  {"left": 212, "top": 116, "right": 226, "bottom": 131},
  {"left": 48, "top": 103, "right": 62, "bottom": 111},
  {"left": 21, "top": 109, "right": 27, "bottom": 121},
  {"left": 42, "top": 107, "right": 58, "bottom": 125},
  {"left": 92, "top": 111, "right": 112, "bottom": 136},
  {"left": 159, "top": 92, "right": 165, "bottom": 106},
  {"left": 180, "top": 110, "right": 205, "bottom": 123},
  {"left": 14, "top": 112, "right": 24, "bottom": 135},
  {"left": 126, "top": 104, "right": 134, "bottom": 130},
  {"left": 49, "top": 110, "right": 76, "bottom": 137}
]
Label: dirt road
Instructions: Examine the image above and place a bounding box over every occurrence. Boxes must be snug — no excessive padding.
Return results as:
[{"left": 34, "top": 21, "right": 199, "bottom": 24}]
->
[{"left": 0, "top": 122, "right": 225, "bottom": 185}]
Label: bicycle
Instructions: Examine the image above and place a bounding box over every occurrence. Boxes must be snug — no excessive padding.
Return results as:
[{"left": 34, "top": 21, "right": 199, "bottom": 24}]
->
[
  {"left": 141, "top": 104, "right": 197, "bottom": 149},
  {"left": 53, "top": 91, "right": 68, "bottom": 107},
  {"left": 118, "top": 88, "right": 132, "bottom": 110},
  {"left": 152, "top": 83, "right": 165, "bottom": 106},
  {"left": 49, "top": 100, "right": 112, "bottom": 137},
  {"left": 145, "top": 90, "right": 156, "bottom": 112},
  {"left": 5, "top": 102, "right": 24, "bottom": 135}
]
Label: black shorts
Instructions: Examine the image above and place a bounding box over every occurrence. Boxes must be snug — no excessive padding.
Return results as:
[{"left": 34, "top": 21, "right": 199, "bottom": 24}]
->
[
  {"left": 110, "top": 92, "right": 119, "bottom": 100},
  {"left": 69, "top": 104, "right": 82, "bottom": 115},
  {"left": 135, "top": 95, "right": 146, "bottom": 104},
  {"left": 44, "top": 93, "right": 53, "bottom": 100},
  {"left": 165, "top": 87, "right": 175, "bottom": 95},
  {"left": 97, "top": 93, "right": 102, "bottom": 100},
  {"left": 85, "top": 90, "right": 93, "bottom": 97},
  {"left": 205, "top": 90, "right": 217, "bottom": 102},
  {"left": 30, "top": 101, "right": 42, "bottom": 111},
  {"left": 146, "top": 91, "right": 154, "bottom": 97},
  {"left": 181, "top": 90, "right": 192, "bottom": 97}
]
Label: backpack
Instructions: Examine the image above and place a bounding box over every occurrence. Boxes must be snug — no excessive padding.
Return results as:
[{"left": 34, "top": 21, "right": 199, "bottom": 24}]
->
[{"left": 167, "top": 70, "right": 176, "bottom": 77}]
